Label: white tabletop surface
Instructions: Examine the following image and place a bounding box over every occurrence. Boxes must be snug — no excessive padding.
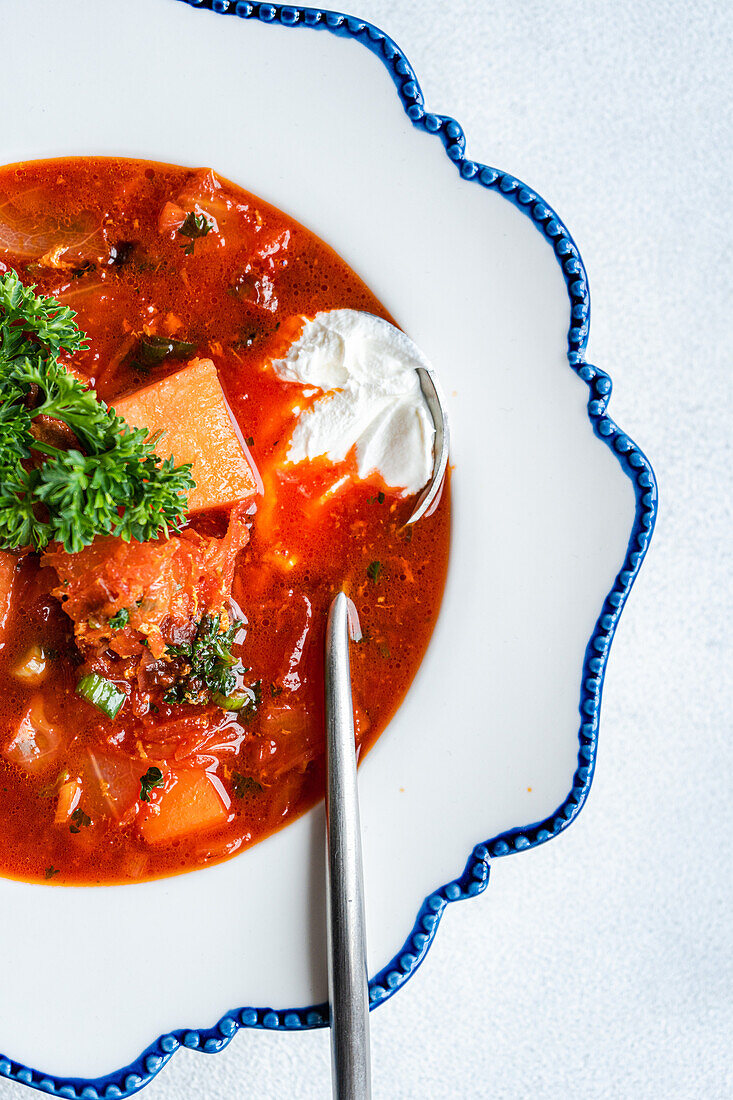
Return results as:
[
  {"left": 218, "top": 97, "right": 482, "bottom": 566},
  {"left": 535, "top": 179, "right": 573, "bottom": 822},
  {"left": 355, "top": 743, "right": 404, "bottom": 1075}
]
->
[{"left": 2, "top": 0, "right": 731, "bottom": 1097}]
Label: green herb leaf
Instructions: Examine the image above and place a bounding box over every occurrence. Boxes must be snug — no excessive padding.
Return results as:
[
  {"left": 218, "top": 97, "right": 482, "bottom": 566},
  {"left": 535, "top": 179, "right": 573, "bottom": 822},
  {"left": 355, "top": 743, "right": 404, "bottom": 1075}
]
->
[
  {"left": 231, "top": 773, "right": 263, "bottom": 799},
  {"left": 108, "top": 607, "right": 130, "bottom": 630},
  {"left": 69, "top": 807, "right": 91, "bottom": 833},
  {"left": 139, "top": 766, "right": 164, "bottom": 803},
  {"left": 44, "top": 866, "right": 60, "bottom": 879},
  {"left": 133, "top": 334, "right": 197, "bottom": 367},
  {"left": 0, "top": 270, "right": 194, "bottom": 553},
  {"left": 178, "top": 211, "right": 215, "bottom": 256},
  {"left": 366, "top": 560, "right": 383, "bottom": 583},
  {"left": 76, "top": 672, "right": 126, "bottom": 719},
  {"left": 0, "top": 269, "right": 86, "bottom": 360},
  {"left": 165, "top": 614, "right": 248, "bottom": 708}
]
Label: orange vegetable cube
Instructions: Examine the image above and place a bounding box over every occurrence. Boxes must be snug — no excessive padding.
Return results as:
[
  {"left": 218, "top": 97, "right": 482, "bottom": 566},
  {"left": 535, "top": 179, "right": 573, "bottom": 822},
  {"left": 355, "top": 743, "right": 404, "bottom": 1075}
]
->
[
  {"left": 54, "top": 779, "right": 82, "bottom": 824},
  {"left": 139, "top": 768, "right": 230, "bottom": 844},
  {"left": 114, "top": 358, "right": 259, "bottom": 514}
]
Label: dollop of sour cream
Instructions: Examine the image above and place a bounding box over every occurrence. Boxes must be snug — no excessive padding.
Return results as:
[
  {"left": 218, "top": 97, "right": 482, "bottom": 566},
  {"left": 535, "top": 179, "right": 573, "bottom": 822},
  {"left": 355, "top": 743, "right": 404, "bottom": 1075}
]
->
[{"left": 269, "top": 310, "right": 435, "bottom": 496}]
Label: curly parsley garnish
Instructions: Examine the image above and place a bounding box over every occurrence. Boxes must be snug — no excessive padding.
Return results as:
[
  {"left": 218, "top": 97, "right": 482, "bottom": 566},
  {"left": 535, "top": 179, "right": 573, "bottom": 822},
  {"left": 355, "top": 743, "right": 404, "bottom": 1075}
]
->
[{"left": 0, "top": 271, "right": 194, "bottom": 553}]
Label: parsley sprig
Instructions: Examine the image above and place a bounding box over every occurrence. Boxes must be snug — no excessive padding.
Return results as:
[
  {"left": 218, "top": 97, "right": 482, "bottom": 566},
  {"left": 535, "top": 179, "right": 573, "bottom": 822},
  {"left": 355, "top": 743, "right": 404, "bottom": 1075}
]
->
[{"left": 0, "top": 270, "right": 194, "bottom": 553}]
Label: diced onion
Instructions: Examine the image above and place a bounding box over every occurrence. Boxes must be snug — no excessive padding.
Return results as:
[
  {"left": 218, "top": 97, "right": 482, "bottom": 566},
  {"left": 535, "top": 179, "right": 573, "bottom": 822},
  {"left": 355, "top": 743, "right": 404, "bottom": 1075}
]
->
[
  {"left": 11, "top": 644, "right": 47, "bottom": 685},
  {"left": 4, "top": 699, "right": 60, "bottom": 774}
]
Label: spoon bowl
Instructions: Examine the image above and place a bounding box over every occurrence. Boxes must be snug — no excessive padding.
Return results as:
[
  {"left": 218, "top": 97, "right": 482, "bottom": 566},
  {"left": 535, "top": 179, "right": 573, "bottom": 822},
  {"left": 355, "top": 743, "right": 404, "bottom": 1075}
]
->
[{"left": 407, "top": 364, "right": 450, "bottom": 525}]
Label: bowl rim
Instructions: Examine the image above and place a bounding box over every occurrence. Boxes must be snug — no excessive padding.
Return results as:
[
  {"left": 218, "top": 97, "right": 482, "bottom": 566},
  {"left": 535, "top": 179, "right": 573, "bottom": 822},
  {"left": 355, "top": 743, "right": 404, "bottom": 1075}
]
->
[{"left": 0, "top": 2, "right": 657, "bottom": 1095}]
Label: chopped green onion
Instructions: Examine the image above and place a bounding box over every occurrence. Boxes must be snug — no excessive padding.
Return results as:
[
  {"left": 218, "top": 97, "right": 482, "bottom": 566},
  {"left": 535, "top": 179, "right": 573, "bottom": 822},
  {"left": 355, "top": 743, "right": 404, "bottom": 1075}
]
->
[
  {"left": 212, "top": 679, "right": 261, "bottom": 714},
  {"left": 212, "top": 689, "right": 253, "bottom": 712},
  {"left": 211, "top": 691, "right": 247, "bottom": 711},
  {"left": 76, "top": 673, "right": 126, "bottom": 719}
]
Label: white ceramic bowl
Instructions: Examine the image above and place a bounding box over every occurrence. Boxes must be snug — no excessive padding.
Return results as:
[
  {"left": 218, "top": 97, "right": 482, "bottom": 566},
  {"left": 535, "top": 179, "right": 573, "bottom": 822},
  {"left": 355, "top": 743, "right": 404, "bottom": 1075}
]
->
[{"left": 0, "top": 0, "right": 655, "bottom": 1094}]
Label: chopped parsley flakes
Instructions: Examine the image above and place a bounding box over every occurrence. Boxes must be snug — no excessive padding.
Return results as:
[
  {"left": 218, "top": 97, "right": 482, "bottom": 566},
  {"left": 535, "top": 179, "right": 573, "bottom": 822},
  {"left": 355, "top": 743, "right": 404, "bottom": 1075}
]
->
[
  {"left": 178, "top": 211, "right": 214, "bottom": 255},
  {"left": 366, "top": 560, "right": 383, "bottom": 583},
  {"left": 139, "top": 766, "right": 164, "bottom": 803}
]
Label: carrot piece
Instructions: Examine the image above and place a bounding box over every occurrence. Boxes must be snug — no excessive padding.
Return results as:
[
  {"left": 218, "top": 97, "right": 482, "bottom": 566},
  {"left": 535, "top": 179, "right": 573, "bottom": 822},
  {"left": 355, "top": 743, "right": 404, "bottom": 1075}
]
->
[
  {"left": 113, "top": 358, "right": 258, "bottom": 514},
  {"left": 54, "top": 779, "right": 82, "bottom": 824},
  {"left": 139, "top": 769, "right": 229, "bottom": 844}
]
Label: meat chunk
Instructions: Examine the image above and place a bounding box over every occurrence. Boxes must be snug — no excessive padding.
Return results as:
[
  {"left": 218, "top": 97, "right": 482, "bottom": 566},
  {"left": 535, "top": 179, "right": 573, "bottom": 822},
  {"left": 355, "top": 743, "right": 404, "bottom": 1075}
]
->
[{"left": 43, "top": 506, "right": 249, "bottom": 660}]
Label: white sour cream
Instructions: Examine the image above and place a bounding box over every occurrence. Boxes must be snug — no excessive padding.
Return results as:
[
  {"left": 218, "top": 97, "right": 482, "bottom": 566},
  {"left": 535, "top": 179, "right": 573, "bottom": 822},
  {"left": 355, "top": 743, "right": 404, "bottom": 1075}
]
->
[{"left": 269, "top": 310, "right": 435, "bottom": 496}]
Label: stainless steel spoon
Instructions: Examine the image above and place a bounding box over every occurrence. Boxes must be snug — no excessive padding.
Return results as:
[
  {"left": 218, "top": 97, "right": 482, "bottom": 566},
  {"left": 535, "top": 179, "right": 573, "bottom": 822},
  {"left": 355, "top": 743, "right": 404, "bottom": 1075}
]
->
[
  {"left": 325, "top": 592, "right": 371, "bottom": 1100},
  {"left": 324, "top": 365, "right": 448, "bottom": 1099},
  {"left": 407, "top": 364, "right": 450, "bottom": 525}
]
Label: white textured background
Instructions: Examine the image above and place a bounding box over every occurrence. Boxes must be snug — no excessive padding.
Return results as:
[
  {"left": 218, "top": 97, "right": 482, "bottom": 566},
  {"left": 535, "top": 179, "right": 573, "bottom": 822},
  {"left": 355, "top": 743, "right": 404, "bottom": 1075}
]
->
[{"left": 3, "top": 1, "right": 732, "bottom": 1097}]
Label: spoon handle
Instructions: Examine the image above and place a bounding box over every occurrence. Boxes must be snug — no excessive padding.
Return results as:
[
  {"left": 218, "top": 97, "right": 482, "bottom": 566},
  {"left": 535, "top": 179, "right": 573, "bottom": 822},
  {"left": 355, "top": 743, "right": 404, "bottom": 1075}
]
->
[{"left": 325, "top": 592, "right": 372, "bottom": 1100}]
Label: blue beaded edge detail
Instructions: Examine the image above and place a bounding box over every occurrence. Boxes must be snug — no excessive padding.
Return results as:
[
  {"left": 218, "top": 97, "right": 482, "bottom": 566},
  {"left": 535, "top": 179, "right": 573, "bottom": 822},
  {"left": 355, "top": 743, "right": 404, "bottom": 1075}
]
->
[{"left": 2, "top": 2, "right": 657, "bottom": 1095}]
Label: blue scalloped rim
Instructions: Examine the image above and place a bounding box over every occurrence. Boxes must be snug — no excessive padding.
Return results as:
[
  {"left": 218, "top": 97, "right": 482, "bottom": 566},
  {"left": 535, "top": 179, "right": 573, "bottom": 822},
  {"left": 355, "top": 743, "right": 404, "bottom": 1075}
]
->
[{"left": 1, "top": 2, "right": 657, "bottom": 1095}]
